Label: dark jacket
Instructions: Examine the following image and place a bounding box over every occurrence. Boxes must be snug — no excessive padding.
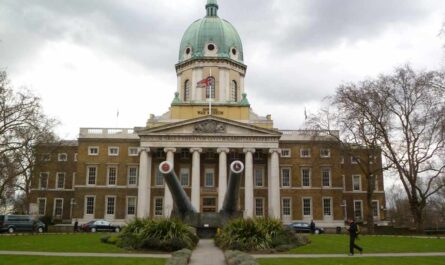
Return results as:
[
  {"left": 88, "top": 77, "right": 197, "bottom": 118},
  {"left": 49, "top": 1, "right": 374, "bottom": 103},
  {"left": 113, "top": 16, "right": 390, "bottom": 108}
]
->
[{"left": 348, "top": 222, "right": 359, "bottom": 237}]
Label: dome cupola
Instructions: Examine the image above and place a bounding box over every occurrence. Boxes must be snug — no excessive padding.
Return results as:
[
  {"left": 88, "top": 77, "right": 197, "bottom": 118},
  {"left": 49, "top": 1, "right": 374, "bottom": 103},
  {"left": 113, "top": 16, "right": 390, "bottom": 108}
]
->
[{"left": 178, "top": 0, "right": 244, "bottom": 64}]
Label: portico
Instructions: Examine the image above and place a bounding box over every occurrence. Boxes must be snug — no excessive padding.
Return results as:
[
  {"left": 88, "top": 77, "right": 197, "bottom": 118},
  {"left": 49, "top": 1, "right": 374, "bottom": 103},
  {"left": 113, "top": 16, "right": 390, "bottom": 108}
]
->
[{"left": 136, "top": 116, "right": 281, "bottom": 219}]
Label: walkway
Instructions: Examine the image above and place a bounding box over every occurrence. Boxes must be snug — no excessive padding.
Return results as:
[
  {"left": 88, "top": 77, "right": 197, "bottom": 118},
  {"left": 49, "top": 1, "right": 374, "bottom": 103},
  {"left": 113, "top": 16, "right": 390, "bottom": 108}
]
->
[
  {"left": 189, "top": 239, "right": 225, "bottom": 265},
  {"left": 0, "top": 250, "right": 170, "bottom": 258},
  {"left": 253, "top": 252, "right": 445, "bottom": 259}
]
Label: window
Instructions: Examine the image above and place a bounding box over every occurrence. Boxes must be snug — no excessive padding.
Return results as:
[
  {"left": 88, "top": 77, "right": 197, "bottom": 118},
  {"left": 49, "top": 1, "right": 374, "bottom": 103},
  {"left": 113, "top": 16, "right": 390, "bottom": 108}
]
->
[
  {"left": 202, "top": 197, "right": 217, "bottom": 213},
  {"left": 56, "top": 172, "right": 65, "bottom": 189},
  {"left": 204, "top": 168, "right": 214, "bottom": 187},
  {"left": 301, "top": 168, "right": 311, "bottom": 187},
  {"left": 58, "top": 153, "right": 67, "bottom": 161},
  {"left": 282, "top": 198, "right": 291, "bottom": 217},
  {"left": 39, "top": 173, "right": 48, "bottom": 189},
  {"left": 128, "top": 147, "right": 138, "bottom": 156},
  {"left": 340, "top": 156, "right": 344, "bottom": 164},
  {"left": 74, "top": 153, "right": 78, "bottom": 161},
  {"left": 155, "top": 149, "right": 165, "bottom": 159},
  {"left": 184, "top": 80, "right": 190, "bottom": 101},
  {"left": 351, "top": 156, "right": 359, "bottom": 164},
  {"left": 302, "top": 198, "right": 312, "bottom": 216},
  {"left": 37, "top": 198, "right": 46, "bottom": 215},
  {"left": 88, "top": 146, "right": 99, "bottom": 156},
  {"left": 352, "top": 175, "right": 361, "bottom": 191},
  {"left": 342, "top": 175, "right": 346, "bottom": 191},
  {"left": 106, "top": 197, "right": 116, "bottom": 215},
  {"left": 321, "top": 167, "right": 331, "bottom": 187},
  {"left": 108, "top": 147, "right": 119, "bottom": 156},
  {"left": 206, "top": 151, "right": 216, "bottom": 160},
  {"left": 205, "top": 77, "right": 216, "bottom": 99},
  {"left": 87, "top": 166, "right": 97, "bottom": 185},
  {"left": 300, "top": 148, "right": 311, "bottom": 158},
  {"left": 154, "top": 197, "right": 163, "bottom": 216},
  {"left": 128, "top": 166, "right": 138, "bottom": 186},
  {"left": 85, "top": 196, "right": 95, "bottom": 215},
  {"left": 231, "top": 80, "right": 238, "bottom": 101},
  {"left": 320, "top": 148, "right": 330, "bottom": 158},
  {"left": 374, "top": 177, "right": 379, "bottom": 191},
  {"left": 254, "top": 166, "right": 264, "bottom": 187},
  {"left": 354, "top": 200, "right": 363, "bottom": 221},
  {"left": 180, "top": 148, "right": 190, "bottom": 159},
  {"left": 255, "top": 197, "right": 264, "bottom": 217},
  {"left": 281, "top": 168, "right": 291, "bottom": 187},
  {"left": 108, "top": 166, "right": 117, "bottom": 186},
  {"left": 155, "top": 167, "right": 164, "bottom": 186},
  {"left": 372, "top": 201, "right": 379, "bottom": 218},
  {"left": 180, "top": 167, "right": 190, "bottom": 187},
  {"left": 281, "top": 149, "right": 291, "bottom": 158},
  {"left": 323, "top": 198, "right": 332, "bottom": 216},
  {"left": 53, "top": 198, "right": 63, "bottom": 219},
  {"left": 127, "top": 197, "right": 136, "bottom": 216},
  {"left": 42, "top": 153, "right": 51, "bottom": 161}
]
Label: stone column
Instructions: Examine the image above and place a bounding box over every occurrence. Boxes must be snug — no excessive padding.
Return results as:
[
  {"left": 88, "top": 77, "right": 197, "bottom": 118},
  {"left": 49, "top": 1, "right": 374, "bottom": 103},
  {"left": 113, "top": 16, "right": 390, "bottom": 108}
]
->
[
  {"left": 217, "top": 148, "right": 229, "bottom": 211},
  {"left": 190, "top": 148, "right": 202, "bottom": 212},
  {"left": 268, "top": 148, "right": 281, "bottom": 219},
  {"left": 137, "top": 147, "right": 151, "bottom": 218},
  {"left": 164, "top": 148, "right": 176, "bottom": 217},
  {"left": 243, "top": 148, "right": 255, "bottom": 218}
]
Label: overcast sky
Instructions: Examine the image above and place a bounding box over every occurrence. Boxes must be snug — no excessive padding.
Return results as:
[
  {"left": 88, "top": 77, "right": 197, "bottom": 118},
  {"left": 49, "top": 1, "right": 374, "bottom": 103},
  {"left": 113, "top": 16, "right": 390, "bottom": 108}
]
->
[{"left": 1, "top": 0, "right": 444, "bottom": 139}]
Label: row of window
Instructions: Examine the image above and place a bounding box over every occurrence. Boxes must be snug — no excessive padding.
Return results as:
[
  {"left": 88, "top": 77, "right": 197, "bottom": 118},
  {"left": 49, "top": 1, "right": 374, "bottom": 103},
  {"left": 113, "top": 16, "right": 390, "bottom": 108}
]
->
[
  {"left": 86, "top": 166, "right": 139, "bottom": 186},
  {"left": 38, "top": 172, "right": 73, "bottom": 190},
  {"left": 37, "top": 196, "right": 137, "bottom": 218},
  {"left": 280, "top": 168, "right": 378, "bottom": 191},
  {"left": 88, "top": 146, "right": 139, "bottom": 157},
  {"left": 42, "top": 153, "right": 77, "bottom": 162},
  {"left": 280, "top": 148, "right": 331, "bottom": 158}
]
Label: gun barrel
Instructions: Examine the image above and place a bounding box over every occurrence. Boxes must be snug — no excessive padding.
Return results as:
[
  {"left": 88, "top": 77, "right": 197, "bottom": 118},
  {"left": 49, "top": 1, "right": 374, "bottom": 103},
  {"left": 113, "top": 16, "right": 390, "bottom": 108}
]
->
[
  {"left": 159, "top": 161, "right": 196, "bottom": 215},
  {"left": 221, "top": 160, "right": 244, "bottom": 215}
]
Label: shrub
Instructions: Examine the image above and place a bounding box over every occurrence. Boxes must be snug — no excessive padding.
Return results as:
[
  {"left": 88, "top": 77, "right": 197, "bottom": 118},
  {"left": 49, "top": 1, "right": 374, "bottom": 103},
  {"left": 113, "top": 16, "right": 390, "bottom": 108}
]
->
[
  {"left": 165, "top": 248, "right": 192, "bottom": 265},
  {"left": 115, "top": 218, "right": 198, "bottom": 251},
  {"left": 216, "top": 218, "right": 308, "bottom": 252},
  {"left": 224, "top": 250, "right": 258, "bottom": 265}
]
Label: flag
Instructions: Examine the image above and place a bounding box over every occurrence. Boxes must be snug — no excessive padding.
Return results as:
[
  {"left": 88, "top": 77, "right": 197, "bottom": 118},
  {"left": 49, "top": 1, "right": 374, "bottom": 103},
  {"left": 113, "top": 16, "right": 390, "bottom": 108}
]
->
[
  {"left": 197, "top": 77, "right": 210, "bottom": 88},
  {"left": 304, "top": 107, "right": 307, "bottom": 120},
  {"left": 117, "top": 109, "right": 119, "bottom": 118}
]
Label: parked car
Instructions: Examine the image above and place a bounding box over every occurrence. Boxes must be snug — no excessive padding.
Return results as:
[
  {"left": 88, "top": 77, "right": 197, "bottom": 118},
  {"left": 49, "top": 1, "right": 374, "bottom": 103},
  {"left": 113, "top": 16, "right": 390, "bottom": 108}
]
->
[
  {"left": 288, "top": 221, "right": 325, "bottom": 234},
  {"left": 0, "top": 215, "right": 46, "bottom": 233},
  {"left": 81, "top": 220, "right": 120, "bottom": 233}
]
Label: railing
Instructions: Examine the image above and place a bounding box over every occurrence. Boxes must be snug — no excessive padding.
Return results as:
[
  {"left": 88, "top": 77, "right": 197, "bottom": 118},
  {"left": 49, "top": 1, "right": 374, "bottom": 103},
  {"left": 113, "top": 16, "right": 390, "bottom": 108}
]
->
[
  {"left": 279, "top": 130, "right": 340, "bottom": 138},
  {"left": 79, "top": 128, "right": 138, "bottom": 139}
]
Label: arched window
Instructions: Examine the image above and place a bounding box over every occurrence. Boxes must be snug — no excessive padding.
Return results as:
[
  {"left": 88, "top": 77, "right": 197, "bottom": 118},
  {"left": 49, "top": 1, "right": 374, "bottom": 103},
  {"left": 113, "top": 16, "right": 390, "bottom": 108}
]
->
[
  {"left": 184, "top": 80, "right": 190, "bottom": 101},
  {"left": 231, "top": 80, "right": 238, "bottom": 101},
  {"left": 205, "top": 77, "right": 216, "bottom": 99}
]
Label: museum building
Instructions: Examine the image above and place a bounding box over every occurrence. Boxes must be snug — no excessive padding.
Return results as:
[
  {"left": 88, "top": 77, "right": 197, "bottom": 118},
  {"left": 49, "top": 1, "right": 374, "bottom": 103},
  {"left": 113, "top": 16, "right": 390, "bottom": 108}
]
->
[{"left": 29, "top": 0, "right": 386, "bottom": 227}]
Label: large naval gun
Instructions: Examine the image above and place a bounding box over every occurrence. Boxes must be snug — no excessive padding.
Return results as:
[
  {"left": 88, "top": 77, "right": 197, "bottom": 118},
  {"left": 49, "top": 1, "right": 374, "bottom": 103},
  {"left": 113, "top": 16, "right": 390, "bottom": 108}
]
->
[{"left": 158, "top": 160, "right": 244, "bottom": 237}]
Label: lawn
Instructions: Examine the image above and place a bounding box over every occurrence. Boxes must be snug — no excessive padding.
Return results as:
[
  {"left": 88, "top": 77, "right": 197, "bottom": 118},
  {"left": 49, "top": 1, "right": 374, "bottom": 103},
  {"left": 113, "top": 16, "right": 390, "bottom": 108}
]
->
[
  {"left": 0, "top": 255, "right": 166, "bottom": 265},
  {"left": 290, "top": 234, "right": 445, "bottom": 254},
  {"left": 0, "top": 233, "right": 128, "bottom": 253},
  {"left": 258, "top": 257, "right": 445, "bottom": 265}
]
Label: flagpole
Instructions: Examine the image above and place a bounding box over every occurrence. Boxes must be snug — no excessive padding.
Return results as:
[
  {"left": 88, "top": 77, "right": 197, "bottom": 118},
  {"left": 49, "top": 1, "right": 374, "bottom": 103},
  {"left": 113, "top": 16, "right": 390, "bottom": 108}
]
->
[{"left": 209, "top": 68, "right": 212, "bottom": 116}]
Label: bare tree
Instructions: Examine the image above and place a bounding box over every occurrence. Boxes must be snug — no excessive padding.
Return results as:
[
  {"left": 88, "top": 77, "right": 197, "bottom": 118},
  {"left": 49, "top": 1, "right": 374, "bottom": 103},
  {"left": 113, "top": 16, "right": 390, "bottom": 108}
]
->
[
  {"left": 0, "top": 70, "right": 58, "bottom": 213},
  {"left": 307, "top": 107, "right": 388, "bottom": 234},
  {"left": 311, "top": 65, "right": 445, "bottom": 232}
]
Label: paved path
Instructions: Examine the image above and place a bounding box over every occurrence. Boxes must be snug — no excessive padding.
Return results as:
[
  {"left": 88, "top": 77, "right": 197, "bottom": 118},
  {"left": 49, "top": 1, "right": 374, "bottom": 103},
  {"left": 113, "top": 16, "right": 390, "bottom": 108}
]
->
[
  {"left": 0, "top": 250, "right": 170, "bottom": 258},
  {"left": 189, "top": 239, "right": 225, "bottom": 265},
  {"left": 253, "top": 252, "right": 445, "bottom": 259}
]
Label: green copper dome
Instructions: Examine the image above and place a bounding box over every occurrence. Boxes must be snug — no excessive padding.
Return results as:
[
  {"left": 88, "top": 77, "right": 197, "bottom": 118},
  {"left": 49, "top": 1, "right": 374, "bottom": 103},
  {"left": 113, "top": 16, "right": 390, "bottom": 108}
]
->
[{"left": 178, "top": 0, "right": 244, "bottom": 64}]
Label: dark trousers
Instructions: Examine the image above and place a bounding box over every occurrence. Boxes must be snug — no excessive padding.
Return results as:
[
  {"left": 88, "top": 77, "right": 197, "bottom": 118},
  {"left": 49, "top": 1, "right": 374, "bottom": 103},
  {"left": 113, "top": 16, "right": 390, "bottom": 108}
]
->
[{"left": 349, "top": 235, "right": 362, "bottom": 254}]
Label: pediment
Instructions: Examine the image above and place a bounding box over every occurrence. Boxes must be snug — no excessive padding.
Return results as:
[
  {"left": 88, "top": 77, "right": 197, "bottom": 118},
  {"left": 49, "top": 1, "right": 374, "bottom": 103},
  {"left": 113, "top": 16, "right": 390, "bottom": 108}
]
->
[{"left": 137, "top": 116, "right": 281, "bottom": 137}]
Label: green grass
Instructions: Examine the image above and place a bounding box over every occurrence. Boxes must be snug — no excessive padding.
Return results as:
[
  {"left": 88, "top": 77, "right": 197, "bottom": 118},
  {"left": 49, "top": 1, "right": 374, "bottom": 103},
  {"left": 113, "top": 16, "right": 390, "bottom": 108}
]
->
[
  {"left": 0, "top": 233, "right": 129, "bottom": 253},
  {"left": 290, "top": 235, "right": 445, "bottom": 254},
  {"left": 0, "top": 255, "right": 166, "bottom": 265},
  {"left": 258, "top": 257, "right": 445, "bottom": 265}
]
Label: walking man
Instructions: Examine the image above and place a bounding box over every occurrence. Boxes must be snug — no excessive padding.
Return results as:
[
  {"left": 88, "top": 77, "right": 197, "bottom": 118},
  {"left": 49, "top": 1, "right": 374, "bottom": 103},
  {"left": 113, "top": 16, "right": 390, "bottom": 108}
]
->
[{"left": 347, "top": 218, "right": 363, "bottom": 256}]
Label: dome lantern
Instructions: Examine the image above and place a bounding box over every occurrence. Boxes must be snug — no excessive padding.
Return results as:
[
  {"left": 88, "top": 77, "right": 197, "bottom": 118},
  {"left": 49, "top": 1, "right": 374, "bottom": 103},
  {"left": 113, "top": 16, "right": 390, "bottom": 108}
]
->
[{"left": 206, "top": 0, "right": 218, "bottom": 17}]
